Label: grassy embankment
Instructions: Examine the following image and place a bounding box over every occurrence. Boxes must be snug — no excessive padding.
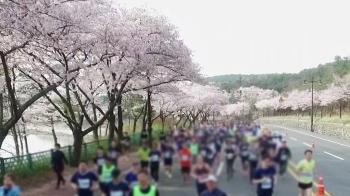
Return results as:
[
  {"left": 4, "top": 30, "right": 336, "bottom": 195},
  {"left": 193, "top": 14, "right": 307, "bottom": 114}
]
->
[{"left": 259, "top": 115, "right": 350, "bottom": 126}]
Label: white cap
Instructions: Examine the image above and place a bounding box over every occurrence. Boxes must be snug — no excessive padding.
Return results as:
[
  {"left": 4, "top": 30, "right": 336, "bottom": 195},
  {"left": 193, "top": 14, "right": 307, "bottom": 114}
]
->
[{"left": 204, "top": 175, "right": 217, "bottom": 182}]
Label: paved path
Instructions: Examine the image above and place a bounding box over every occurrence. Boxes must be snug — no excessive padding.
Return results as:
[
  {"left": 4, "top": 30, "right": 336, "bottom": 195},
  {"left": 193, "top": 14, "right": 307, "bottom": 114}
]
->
[
  {"left": 156, "top": 155, "right": 301, "bottom": 196},
  {"left": 23, "top": 128, "right": 340, "bottom": 196},
  {"left": 266, "top": 124, "right": 345, "bottom": 196}
]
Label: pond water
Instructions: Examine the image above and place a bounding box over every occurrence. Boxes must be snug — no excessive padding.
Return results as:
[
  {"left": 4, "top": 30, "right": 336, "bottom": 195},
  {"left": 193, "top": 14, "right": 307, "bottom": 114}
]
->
[{"left": 0, "top": 121, "right": 107, "bottom": 158}]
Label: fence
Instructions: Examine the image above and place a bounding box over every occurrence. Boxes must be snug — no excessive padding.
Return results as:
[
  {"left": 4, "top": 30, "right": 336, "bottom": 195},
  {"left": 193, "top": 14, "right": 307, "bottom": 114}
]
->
[{"left": 0, "top": 130, "right": 163, "bottom": 179}]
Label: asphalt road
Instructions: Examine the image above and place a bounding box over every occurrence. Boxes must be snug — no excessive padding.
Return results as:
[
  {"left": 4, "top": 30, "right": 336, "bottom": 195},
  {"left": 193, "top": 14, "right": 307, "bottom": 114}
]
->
[
  {"left": 156, "top": 153, "right": 302, "bottom": 196},
  {"left": 266, "top": 124, "right": 348, "bottom": 196},
  {"left": 94, "top": 125, "right": 346, "bottom": 196}
]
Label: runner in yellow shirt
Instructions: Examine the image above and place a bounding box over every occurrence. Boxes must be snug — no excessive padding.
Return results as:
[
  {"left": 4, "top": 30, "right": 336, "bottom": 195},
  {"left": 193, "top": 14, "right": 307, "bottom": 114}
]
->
[{"left": 296, "top": 150, "right": 316, "bottom": 196}]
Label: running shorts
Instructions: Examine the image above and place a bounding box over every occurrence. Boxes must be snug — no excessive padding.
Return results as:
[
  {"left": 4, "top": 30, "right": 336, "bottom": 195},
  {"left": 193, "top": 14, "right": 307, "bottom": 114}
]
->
[
  {"left": 181, "top": 166, "right": 191, "bottom": 174},
  {"left": 140, "top": 161, "right": 149, "bottom": 169},
  {"left": 164, "top": 158, "right": 173, "bottom": 166},
  {"left": 298, "top": 182, "right": 313, "bottom": 190}
]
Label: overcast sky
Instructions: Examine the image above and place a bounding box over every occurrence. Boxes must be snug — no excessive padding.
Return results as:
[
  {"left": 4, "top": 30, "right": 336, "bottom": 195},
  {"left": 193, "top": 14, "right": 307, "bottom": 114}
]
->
[{"left": 119, "top": 0, "right": 350, "bottom": 77}]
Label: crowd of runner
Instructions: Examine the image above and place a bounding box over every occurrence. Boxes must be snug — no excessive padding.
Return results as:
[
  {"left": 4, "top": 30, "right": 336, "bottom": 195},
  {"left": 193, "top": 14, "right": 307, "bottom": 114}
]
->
[{"left": 0, "top": 121, "right": 317, "bottom": 196}]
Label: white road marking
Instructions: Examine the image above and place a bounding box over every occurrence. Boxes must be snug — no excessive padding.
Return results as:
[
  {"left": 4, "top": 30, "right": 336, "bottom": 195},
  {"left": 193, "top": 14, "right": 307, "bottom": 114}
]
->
[
  {"left": 216, "top": 161, "right": 224, "bottom": 177},
  {"left": 269, "top": 125, "right": 350, "bottom": 148},
  {"left": 323, "top": 151, "right": 344, "bottom": 160},
  {"left": 303, "top": 142, "right": 312, "bottom": 147},
  {"left": 290, "top": 137, "right": 297, "bottom": 141}
]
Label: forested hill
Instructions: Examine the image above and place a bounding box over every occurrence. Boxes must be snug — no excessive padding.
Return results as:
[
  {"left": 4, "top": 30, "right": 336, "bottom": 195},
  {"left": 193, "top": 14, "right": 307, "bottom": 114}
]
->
[{"left": 208, "top": 56, "right": 350, "bottom": 93}]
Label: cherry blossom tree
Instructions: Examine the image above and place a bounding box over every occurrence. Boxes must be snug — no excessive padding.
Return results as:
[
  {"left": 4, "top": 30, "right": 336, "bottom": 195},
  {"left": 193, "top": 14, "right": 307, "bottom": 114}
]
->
[
  {"left": 318, "top": 84, "right": 347, "bottom": 118},
  {"left": 177, "top": 83, "right": 229, "bottom": 128},
  {"left": 0, "top": 0, "right": 78, "bottom": 149}
]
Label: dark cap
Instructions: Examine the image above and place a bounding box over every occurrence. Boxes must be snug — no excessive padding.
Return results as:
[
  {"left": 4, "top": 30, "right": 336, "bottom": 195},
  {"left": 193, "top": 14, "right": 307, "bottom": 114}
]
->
[
  {"left": 105, "top": 157, "right": 113, "bottom": 162},
  {"left": 112, "top": 169, "right": 121, "bottom": 178}
]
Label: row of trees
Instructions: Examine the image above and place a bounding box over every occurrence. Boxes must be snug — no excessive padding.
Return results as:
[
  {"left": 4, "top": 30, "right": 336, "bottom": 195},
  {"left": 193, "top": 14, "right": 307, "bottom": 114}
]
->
[
  {"left": 0, "top": 0, "right": 208, "bottom": 163},
  {"left": 255, "top": 74, "right": 350, "bottom": 118}
]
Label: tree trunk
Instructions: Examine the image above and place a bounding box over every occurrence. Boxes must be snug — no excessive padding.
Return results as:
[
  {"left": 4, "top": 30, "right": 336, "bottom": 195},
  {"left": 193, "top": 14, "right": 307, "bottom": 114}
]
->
[
  {"left": 105, "top": 123, "right": 109, "bottom": 136},
  {"left": 146, "top": 90, "right": 153, "bottom": 147},
  {"left": 51, "top": 116, "right": 58, "bottom": 145},
  {"left": 23, "top": 127, "right": 29, "bottom": 155},
  {"left": 11, "top": 126, "right": 20, "bottom": 156},
  {"left": 161, "top": 118, "right": 165, "bottom": 132},
  {"left": 192, "top": 117, "right": 197, "bottom": 129},
  {"left": 189, "top": 121, "right": 192, "bottom": 129},
  {"left": 99, "top": 126, "right": 102, "bottom": 138},
  {"left": 16, "top": 126, "right": 24, "bottom": 155},
  {"left": 175, "top": 116, "right": 182, "bottom": 127},
  {"left": 339, "top": 102, "right": 342, "bottom": 118},
  {"left": 108, "top": 91, "right": 116, "bottom": 139},
  {"left": 142, "top": 103, "right": 147, "bottom": 131},
  {"left": 72, "top": 130, "right": 83, "bottom": 166},
  {"left": 92, "top": 105, "right": 98, "bottom": 141},
  {"left": 183, "top": 117, "right": 188, "bottom": 127},
  {"left": 132, "top": 118, "right": 137, "bottom": 133},
  {"left": 116, "top": 95, "right": 123, "bottom": 139}
]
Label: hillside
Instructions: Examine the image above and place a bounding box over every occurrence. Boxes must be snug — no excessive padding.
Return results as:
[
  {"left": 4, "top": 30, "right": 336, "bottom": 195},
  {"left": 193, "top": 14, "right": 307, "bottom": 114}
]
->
[{"left": 208, "top": 55, "right": 350, "bottom": 93}]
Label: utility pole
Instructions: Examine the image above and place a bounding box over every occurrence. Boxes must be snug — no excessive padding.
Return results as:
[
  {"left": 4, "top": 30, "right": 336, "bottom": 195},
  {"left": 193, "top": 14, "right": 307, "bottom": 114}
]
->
[{"left": 303, "top": 78, "right": 321, "bottom": 132}]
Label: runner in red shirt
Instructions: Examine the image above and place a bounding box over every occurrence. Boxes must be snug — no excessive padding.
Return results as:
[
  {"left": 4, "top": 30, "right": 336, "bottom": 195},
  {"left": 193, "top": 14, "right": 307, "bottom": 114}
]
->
[{"left": 179, "top": 144, "right": 192, "bottom": 185}]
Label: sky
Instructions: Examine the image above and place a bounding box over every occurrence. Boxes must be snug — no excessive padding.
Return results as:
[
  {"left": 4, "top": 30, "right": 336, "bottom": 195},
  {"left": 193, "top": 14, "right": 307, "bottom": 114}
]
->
[{"left": 118, "top": 0, "right": 350, "bottom": 77}]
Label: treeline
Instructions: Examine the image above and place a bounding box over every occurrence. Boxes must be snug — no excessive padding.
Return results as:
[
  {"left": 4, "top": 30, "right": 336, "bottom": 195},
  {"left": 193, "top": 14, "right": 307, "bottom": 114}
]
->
[{"left": 208, "top": 55, "right": 350, "bottom": 93}]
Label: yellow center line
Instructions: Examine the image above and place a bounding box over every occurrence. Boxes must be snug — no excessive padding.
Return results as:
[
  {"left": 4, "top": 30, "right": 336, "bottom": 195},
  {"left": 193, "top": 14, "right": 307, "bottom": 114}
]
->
[{"left": 288, "top": 160, "right": 332, "bottom": 196}]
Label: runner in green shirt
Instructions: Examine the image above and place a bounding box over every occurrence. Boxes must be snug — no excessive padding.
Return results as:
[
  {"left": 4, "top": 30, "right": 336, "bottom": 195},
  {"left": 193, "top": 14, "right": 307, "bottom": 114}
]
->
[
  {"left": 99, "top": 158, "right": 115, "bottom": 193},
  {"left": 138, "top": 144, "right": 151, "bottom": 170},
  {"left": 296, "top": 149, "right": 316, "bottom": 196},
  {"left": 190, "top": 138, "right": 199, "bottom": 164},
  {"left": 130, "top": 170, "right": 159, "bottom": 196}
]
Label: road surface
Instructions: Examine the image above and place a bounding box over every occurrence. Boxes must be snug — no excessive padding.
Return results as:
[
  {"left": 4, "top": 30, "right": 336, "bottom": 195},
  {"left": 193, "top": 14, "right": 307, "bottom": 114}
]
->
[
  {"left": 266, "top": 124, "right": 348, "bottom": 196},
  {"left": 156, "top": 153, "right": 303, "bottom": 196}
]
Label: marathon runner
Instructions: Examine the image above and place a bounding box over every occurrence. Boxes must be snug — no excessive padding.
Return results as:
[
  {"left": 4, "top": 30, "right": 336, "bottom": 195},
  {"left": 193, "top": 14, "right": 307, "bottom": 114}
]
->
[
  {"left": 103, "top": 169, "right": 129, "bottom": 196},
  {"left": 125, "top": 162, "right": 140, "bottom": 188},
  {"left": 253, "top": 156, "right": 277, "bottom": 196},
  {"left": 129, "top": 170, "right": 159, "bottom": 196},
  {"left": 71, "top": 161, "right": 98, "bottom": 196},
  {"left": 296, "top": 150, "right": 316, "bottom": 196},
  {"left": 149, "top": 144, "right": 161, "bottom": 186},
  {"left": 179, "top": 143, "right": 192, "bottom": 184},
  {"left": 275, "top": 140, "right": 291, "bottom": 177},
  {"left": 163, "top": 141, "right": 175, "bottom": 178},
  {"left": 191, "top": 155, "right": 212, "bottom": 196}
]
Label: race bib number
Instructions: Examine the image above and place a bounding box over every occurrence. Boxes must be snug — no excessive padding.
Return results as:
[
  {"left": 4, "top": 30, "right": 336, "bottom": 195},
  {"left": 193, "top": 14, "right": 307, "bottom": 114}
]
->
[
  {"left": 198, "top": 175, "right": 207, "bottom": 183},
  {"left": 241, "top": 151, "right": 248, "bottom": 156},
  {"left": 97, "top": 159, "right": 105, "bottom": 166},
  {"left": 151, "top": 155, "right": 159, "bottom": 161},
  {"left": 302, "top": 173, "right": 313, "bottom": 181},
  {"left": 249, "top": 153, "right": 257, "bottom": 160},
  {"left": 103, "top": 174, "right": 112, "bottom": 182},
  {"left": 261, "top": 178, "right": 272, "bottom": 189},
  {"left": 226, "top": 153, "right": 234, "bottom": 159},
  {"left": 78, "top": 179, "right": 90, "bottom": 189},
  {"left": 130, "top": 181, "right": 138, "bottom": 188},
  {"left": 165, "top": 152, "right": 171, "bottom": 158},
  {"left": 111, "top": 191, "right": 124, "bottom": 196},
  {"left": 110, "top": 151, "right": 117, "bottom": 159},
  {"left": 280, "top": 154, "right": 287, "bottom": 161},
  {"left": 181, "top": 155, "right": 189, "bottom": 161}
]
